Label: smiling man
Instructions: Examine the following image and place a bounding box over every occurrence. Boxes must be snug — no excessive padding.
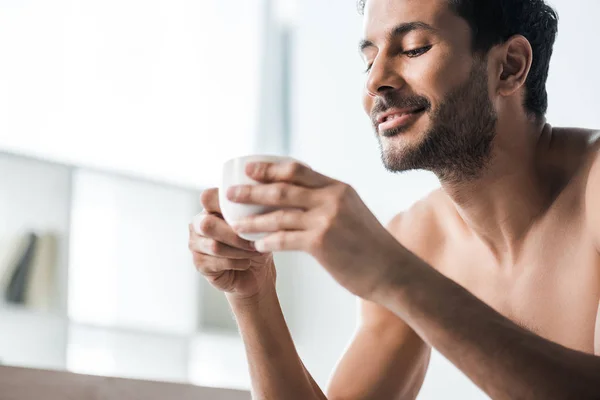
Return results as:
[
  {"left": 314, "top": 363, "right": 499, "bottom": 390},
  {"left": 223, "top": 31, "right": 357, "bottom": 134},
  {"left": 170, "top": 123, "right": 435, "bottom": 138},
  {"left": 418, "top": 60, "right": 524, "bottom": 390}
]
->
[{"left": 188, "top": 0, "right": 600, "bottom": 399}]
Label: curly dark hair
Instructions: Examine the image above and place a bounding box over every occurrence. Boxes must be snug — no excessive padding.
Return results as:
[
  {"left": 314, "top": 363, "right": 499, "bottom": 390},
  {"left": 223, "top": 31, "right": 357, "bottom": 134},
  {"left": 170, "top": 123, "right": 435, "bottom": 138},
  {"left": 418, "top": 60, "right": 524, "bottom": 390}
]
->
[{"left": 357, "top": 0, "right": 558, "bottom": 119}]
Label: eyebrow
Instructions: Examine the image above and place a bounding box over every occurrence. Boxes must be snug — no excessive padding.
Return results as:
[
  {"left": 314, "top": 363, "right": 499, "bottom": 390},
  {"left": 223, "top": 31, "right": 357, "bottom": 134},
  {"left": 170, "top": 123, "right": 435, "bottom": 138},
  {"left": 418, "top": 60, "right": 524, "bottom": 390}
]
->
[{"left": 359, "top": 21, "right": 438, "bottom": 52}]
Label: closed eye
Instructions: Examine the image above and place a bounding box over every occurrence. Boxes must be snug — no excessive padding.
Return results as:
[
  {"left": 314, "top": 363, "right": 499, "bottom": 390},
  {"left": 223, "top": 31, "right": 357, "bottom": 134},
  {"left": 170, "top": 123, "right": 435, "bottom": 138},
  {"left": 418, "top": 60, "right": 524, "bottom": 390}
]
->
[
  {"left": 363, "top": 45, "right": 432, "bottom": 73},
  {"left": 403, "top": 45, "right": 432, "bottom": 58}
]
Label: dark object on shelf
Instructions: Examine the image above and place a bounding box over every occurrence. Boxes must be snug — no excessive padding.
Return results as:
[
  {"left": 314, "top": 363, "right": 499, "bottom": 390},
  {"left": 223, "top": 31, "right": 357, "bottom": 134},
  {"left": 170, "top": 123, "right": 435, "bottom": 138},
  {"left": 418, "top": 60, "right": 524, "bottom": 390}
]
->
[{"left": 5, "top": 233, "right": 38, "bottom": 304}]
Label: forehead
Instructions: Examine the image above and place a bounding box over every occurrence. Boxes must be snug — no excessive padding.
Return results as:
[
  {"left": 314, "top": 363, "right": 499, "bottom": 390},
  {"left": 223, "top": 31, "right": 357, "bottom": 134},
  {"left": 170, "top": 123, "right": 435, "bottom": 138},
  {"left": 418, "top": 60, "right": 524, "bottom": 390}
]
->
[{"left": 362, "top": 0, "right": 465, "bottom": 42}]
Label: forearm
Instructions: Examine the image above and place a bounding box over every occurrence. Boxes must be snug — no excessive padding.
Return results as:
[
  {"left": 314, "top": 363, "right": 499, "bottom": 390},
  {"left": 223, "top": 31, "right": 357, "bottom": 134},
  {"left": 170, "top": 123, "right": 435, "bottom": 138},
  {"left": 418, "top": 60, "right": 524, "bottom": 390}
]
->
[
  {"left": 228, "top": 287, "right": 327, "bottom": 400},
  {"left": 374, "top": 254, "right": 600, "bottom": 400}
]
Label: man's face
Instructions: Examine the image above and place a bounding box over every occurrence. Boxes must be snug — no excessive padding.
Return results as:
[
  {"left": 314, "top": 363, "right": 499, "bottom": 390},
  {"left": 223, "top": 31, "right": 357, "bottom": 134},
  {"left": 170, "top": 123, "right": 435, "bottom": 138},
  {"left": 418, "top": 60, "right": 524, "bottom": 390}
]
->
[{"left": 361, "top": 0, "right": 498, "bottom": 181}]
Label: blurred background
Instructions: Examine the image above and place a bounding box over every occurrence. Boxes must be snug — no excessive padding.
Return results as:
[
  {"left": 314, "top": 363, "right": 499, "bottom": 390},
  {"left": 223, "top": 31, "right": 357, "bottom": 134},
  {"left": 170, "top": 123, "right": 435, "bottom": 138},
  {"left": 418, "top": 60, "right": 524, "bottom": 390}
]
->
[{"left": 0, "top": 0, "right": 598, "bottom": 398}]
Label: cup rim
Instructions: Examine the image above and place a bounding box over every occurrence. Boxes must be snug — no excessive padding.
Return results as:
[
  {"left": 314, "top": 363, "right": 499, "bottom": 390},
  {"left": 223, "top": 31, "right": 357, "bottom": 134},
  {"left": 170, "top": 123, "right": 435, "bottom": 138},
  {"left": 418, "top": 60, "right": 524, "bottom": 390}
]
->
[{"left": 222, "top": 154, "right": 296, "bottom": 166}]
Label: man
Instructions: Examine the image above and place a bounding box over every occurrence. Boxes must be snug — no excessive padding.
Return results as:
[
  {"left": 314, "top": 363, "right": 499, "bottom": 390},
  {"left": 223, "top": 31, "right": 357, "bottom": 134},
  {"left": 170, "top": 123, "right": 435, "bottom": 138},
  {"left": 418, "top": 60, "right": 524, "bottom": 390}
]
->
[{"left": 188, "top": 0, "right": 600, "bottom": 398}]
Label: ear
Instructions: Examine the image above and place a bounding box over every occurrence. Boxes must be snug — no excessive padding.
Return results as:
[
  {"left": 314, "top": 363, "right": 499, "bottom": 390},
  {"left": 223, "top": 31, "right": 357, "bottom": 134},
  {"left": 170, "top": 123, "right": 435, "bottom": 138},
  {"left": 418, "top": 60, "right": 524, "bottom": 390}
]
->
[{"left": 494, "top": 35, "right": 533, "bottom": 97}]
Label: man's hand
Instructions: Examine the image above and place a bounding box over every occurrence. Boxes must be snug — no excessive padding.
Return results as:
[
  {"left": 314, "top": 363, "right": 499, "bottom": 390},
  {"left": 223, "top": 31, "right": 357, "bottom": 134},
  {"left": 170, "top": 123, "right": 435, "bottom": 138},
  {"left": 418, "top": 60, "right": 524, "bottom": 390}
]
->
[
  {"left": 227, "top": 161, "right": 408, "bottom": 299},
  {"left": 189, "top": 188, "right": 276, "bottom": 301}
]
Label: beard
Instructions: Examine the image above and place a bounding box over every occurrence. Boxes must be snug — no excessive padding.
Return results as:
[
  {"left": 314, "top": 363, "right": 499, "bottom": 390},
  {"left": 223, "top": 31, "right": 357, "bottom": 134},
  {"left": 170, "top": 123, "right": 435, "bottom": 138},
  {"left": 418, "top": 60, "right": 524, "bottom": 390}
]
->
[{"left": 374, "top": 60, "right": 498, "bottom": 183}]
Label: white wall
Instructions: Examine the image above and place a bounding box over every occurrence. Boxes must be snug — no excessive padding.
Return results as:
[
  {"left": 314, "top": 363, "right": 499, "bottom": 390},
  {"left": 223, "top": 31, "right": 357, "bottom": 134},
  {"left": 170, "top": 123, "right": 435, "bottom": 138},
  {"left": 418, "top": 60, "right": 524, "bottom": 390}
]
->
[
  {"left": 0, "top": 0, "right": 265, "bottom": 189},
  {"left": 287, "top": 0, "right": 600, "bottom": 398},
  {"left": 68, "top": 169, "right": 200, "bottom": 335},
  {"left": 545, "top": 0, "right": 600, "bottom": 129}
]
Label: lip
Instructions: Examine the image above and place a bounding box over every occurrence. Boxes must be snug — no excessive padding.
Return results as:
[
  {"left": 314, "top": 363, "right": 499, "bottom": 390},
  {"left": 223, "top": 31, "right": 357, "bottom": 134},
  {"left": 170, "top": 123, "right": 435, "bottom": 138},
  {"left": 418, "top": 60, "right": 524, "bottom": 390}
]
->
[
  {"left": 376, "top": 107, "right": 424, "bottom": 125},
  {"left": 377, "top": 107, "right": 426, "bottom": 133}
]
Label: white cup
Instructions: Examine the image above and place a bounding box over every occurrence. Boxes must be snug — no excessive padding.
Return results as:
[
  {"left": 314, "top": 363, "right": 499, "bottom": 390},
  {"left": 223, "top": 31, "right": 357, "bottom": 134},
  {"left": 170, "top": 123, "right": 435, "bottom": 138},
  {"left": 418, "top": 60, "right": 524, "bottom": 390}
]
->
[{"left": 219, "top": 154, "right": 299, "bottom": 241}]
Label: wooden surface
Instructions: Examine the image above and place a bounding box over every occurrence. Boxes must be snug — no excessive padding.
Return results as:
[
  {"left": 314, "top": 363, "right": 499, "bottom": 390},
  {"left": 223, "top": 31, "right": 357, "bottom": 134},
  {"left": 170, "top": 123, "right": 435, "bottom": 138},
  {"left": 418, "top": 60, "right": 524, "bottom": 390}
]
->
[{"left": 0, "top": 366, "right": 251, "bottom": 400}]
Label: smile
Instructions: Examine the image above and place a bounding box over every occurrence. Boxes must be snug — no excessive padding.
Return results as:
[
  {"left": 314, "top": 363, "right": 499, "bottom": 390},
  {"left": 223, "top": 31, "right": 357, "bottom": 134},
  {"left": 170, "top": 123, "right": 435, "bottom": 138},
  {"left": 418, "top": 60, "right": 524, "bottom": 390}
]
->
[{"left": 377, "top": 107, "right": 426, "bottom": 134}]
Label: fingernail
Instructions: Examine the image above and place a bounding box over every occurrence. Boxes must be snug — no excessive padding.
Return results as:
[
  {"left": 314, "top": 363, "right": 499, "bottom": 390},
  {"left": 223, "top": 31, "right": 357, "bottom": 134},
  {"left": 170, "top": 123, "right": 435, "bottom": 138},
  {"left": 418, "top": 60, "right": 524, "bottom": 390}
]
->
[
  {"left": 191, "top": 214, "right": 203, "bottom": 235},
  {"left": 246, "top": 162, "right": 257, "bottom": 176},
  {"left": 227, "top": 186, "right": 240, "bottom": 200},
  {"left": 254, "top": 240, "right": 266, "bottom": 253}
]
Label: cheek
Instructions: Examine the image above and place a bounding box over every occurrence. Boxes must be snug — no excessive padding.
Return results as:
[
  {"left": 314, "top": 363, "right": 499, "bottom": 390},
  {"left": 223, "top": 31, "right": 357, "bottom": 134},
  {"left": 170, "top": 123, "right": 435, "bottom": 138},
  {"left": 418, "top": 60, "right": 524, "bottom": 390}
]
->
[{"left": 402, "top": 49, "right": 472, "bottom": 104}]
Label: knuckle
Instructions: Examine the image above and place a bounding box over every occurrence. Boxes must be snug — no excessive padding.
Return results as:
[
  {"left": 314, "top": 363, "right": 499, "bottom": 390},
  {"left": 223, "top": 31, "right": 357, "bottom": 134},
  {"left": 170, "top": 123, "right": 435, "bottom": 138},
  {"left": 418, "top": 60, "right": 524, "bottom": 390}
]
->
[
  {"left": 236, "top": 185, "right": 251, "bottom": 200},
  {"left": 200, "top": 188, "right": 218, "bottom": 208},
  {"left": 308, "top": 232, "right": 326, "bottom": 253},
  {"left": 208, "top": 239, "right": 222, "bottom": 254},
  {"left": 198, "top": 215, "right": 217, "bottom": 236},
  {"left": 284, "top": 162, "right": 303, "bottom": 179},
  {"left": 324, "top": 184, "right": 353, "bottom": 212},
  {"left": 192, "top": 252, "right": 208, "bottom": 271},
  {"left": 274, "top": 233, "right": 286, "bottom": 249},
  {"left": 274, "top": 209, "right": 287, "bottom": 224},
  {"left": 336, "top": 183, "right": 354, "bottom": 199},
  {"left": 316, "top": 212, "right": 333, "bottom": 229},
  {"left": 254, "top": 163, "right": 269, "bottom": 178},
  {"left": 323, "top": 195, "right": 341, "bottom": 216},
  {"left": 270, "top": 184, "right": 287, "bottom": 202}
]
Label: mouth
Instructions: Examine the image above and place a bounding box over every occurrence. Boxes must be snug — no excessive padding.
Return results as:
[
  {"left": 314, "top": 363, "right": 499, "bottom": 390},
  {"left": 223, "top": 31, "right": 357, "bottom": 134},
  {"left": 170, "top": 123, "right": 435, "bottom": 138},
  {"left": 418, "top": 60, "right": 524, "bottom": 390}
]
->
[{"left": 377, "top": 107, "right": 427, "bottom": 134}]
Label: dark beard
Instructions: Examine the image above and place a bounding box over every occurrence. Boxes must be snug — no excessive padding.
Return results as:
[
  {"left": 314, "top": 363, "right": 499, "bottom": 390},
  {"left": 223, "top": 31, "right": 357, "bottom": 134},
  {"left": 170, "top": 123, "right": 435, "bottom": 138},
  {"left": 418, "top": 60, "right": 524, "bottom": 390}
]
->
[{"left": 375, "top": 61, "right": 498, "bottom": 183}]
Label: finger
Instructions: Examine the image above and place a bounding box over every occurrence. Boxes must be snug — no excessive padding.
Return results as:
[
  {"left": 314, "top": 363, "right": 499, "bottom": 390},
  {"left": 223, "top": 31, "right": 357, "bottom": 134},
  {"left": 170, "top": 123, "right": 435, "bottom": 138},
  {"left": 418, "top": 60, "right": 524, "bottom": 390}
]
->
[
  {"left": 192, "top": 252, "right": 251, "bottom": 274},
  {"left": 200, "top": 188, "right": 221, "bottom": 214},
  {"left": 189, "top": 235, "right": 259, "bottom": 259},
  {"left": 246, "top": 161, "right": 332, "bottom": 188},
  {"left": 227, "top": 183, "right": 317, "bottom": 209},
  {"left": 231, "top": 209, "right": 308, "bottom": 234},
  {"left": 191, "top": 213, "right": 256, "bottom": 251},
  {"left": 254, "top": 231, "right": 307, "bottom": 253}
]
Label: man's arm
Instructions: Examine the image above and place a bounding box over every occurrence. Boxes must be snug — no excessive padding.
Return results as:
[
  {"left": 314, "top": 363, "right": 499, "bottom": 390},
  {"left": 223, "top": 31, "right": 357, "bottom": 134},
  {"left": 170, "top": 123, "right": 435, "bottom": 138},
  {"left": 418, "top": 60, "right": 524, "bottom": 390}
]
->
[
  {"left": 226, "top": 160, "right": 599, "bottom": 399},
  {"left": 228, "top": 286, "right": 429, "bottom": 400},
  {"left": 367, "top": 145, "right": 600, "bottom": 399},
  {"left": 326, "top": 212, "right": 433, "bottom": 399},
  {"left": 327, "top": 300, "right": 430, "bottom": 399},
  {"left": 227, "top": 288, "right": 325, "bottom": 400},
  {"left": 373, "top": 252, "right": 600, "bottom": 400},
  {"left": 231, "top": 213, "right": 431, "bottom": 400}
]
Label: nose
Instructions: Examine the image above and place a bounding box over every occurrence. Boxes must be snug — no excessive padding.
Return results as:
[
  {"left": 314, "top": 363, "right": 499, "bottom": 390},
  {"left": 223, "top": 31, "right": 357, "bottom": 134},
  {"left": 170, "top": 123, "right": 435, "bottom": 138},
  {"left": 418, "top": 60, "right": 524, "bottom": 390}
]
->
[{"left": 365, "top": 56, "right": 405, "bottom": 97}]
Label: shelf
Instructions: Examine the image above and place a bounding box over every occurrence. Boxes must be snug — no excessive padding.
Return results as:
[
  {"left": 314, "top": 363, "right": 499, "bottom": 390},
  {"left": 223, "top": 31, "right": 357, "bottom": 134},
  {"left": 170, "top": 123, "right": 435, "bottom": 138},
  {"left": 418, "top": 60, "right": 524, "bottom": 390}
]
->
[
  {"left": 66, "top": 323, "right": 189, "bottom": 383},
  {"left": 0, "top": 303, "right": 249, "bottom": 390},
  {"left": 189, "top": 330, "right": 250, "bottom": 391},
  {"left": 0, "top": 303, "right": 68, "bottom": 370}
]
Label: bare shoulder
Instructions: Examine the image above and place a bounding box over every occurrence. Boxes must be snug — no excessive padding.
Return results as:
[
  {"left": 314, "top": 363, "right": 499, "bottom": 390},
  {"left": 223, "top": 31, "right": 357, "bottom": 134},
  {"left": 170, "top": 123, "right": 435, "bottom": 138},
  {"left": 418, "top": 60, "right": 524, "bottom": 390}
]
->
[
  {"left": 546, "top": 127, "right": 600, "bottom": 192},
  {"left": 587, "top": 131, "right": 600, "bottom": 182},
  {"left": 387, "top": 188, "right": 453, "bottom": 266},
  {"left": 552, "top": 127, "right": 600, "bottom": 248},
  {"left": 586, "top": 130, "right": 600, "bottom": 179},
  {"left": 583, "top": 130, "right": 600, "bottom": 248}
]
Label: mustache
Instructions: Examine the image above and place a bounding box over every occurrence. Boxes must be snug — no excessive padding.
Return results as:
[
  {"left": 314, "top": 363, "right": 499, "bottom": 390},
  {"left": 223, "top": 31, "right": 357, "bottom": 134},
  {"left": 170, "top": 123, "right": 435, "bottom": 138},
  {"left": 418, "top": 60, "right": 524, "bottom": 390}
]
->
[{"left": 371, "top": 93, "right": 431, "bottom": 124}]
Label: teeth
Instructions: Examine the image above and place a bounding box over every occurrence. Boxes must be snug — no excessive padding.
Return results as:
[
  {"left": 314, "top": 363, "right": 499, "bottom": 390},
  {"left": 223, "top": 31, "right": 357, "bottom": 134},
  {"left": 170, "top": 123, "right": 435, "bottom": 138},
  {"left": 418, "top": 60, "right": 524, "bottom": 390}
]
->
[{"left": 383, "top": 110, "right": 419, "bottom": 123}]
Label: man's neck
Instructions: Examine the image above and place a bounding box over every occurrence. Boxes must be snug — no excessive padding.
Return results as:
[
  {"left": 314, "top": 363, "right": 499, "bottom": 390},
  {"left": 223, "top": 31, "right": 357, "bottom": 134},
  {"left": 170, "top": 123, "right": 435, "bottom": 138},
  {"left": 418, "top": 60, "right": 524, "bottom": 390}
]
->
[{"left": 440, "top": 121, "right": 553, "bottom": 264}]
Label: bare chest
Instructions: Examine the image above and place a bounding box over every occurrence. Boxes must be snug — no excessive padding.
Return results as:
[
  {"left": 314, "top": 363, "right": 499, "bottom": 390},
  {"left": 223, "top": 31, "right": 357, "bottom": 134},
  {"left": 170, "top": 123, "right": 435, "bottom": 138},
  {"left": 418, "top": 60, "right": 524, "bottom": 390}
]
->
[{"left": 434, "top": 229, "right": 600, "bottom": 353}]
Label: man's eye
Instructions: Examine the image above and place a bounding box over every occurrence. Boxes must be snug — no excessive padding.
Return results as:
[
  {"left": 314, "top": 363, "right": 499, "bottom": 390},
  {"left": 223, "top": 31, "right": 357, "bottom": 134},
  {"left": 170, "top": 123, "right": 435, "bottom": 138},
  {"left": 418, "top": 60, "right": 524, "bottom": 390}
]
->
[
  {"left": 403, "top": 45, "right": 433, "bottom": 58},
  {"left": 364, "top": 63, "right": 373, "bottom": 74}
]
